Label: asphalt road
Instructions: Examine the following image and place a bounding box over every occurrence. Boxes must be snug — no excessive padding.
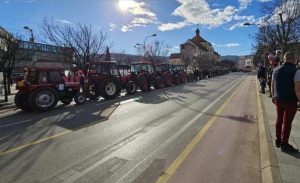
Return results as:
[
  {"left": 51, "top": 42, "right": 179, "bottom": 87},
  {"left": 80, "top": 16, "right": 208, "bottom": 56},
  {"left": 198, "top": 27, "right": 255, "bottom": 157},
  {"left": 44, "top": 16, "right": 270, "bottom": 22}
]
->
[{"left": 0, "top": 72, "right": 247, "bottom": 183}]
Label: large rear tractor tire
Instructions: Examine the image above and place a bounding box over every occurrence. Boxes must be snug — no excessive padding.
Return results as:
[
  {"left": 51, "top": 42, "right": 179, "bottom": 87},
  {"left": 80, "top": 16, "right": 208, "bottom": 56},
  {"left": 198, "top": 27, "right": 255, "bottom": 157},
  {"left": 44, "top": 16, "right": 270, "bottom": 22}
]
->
[
  {"left": 126, "top": 81, "right": 137, "bottom": 95},
  {"left": 28, "top": 87, "right": 59, "bottom": 112},
  {"left": 74, "top": 92, "right": 86, "bottom": 104},
  {"left": 100, "top": 79, "right": 120, "bottom": 99},
  {"left": 14, "top": 91, "right": 32, "bottom": 111}
]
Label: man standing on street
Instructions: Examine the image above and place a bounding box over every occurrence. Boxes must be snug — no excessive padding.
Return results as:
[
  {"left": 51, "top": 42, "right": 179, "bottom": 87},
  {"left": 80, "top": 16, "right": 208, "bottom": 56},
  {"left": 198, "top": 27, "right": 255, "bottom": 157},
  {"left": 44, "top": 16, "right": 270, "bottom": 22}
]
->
[
  {"left": 257, "top": 63, "right": 266, "bottom": 94},
  {"left": 272, "top": 52, "right": 299, "bottom": 153}
]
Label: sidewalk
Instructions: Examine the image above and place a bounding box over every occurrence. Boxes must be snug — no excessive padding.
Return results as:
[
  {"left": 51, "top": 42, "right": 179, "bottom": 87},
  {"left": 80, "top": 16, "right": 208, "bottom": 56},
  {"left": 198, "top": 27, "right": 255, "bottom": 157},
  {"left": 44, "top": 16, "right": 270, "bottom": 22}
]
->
[
  {"left": 260, "top": 92, "right": 300, "bottom": 183},
  {"left": 0, "top": 84, "right": 17, "bottom": 110}
]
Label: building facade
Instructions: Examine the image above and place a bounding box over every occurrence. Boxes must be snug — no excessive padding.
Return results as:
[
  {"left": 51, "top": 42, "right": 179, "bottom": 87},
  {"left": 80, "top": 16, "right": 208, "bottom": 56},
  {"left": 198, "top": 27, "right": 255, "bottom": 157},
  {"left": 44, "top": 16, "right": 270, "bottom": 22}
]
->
[
  {"left": 239, "top": 55, "right": 253, "bottom": 70},
  {"left": 180, "top": 28, "right": 221, "bottom": 67},
  {"left": 169, "top": 53, "right": 182, "bottom": 65}
]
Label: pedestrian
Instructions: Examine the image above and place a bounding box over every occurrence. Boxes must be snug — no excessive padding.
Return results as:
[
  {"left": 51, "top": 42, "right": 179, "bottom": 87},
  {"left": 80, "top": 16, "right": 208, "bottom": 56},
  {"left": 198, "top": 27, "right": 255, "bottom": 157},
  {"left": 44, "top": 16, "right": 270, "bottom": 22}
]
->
[
  {"left": 267, "top": 53, "right": 277, "bottom": 97},
  {"left": 272, "top": 52, "right": 299, "bottom": 152},
  {"left": 275, "top": 50, "right": 283, "bottom": 65},
  {"left": 257, "top": 63, "right": 267, "bottom": 94}
]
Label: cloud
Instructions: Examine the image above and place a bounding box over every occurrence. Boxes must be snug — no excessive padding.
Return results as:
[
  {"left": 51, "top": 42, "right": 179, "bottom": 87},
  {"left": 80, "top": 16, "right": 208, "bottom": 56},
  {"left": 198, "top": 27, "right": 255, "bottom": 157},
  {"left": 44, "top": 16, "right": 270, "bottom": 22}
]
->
[
  {"left": 172, "top": 0, "right": 236, "bottom": 28},
  {"left": 212, "top": 43, "right": 242, "bottom": 47},
  {"left": 119, "top": 1, "right": 157, "bottom": 32},
  {"left": 256, "top": 0, "right": 272, "bottom": 2},
  {"left": 159, "top": 0, "right": 258, "bottom": 31},
  {"left": 238, "top": 0, "right": 252, "bottom": 11},
  {"left": 121, "top": 17, "right": 156, "bottom": 32},
  {"left": 229, "top": 14, "right": 255, "bottom": 30},
  {"left": 168, "top": 45, "right": 180, "bottom": 52},
  {"left": 109, "top": 23, "right": 117, "bottom": 31},
  {"left": 158, "top": 21, "right": 190, "bottom": 31},
  {"left": 127, "top": 2, "right": 156, "bottom": 18},
  {"left": 121, "top": 25, "right": 131, "bottom": 32},
  {"left": 55, "top": 19, "right": 72, "bottom": 24}
]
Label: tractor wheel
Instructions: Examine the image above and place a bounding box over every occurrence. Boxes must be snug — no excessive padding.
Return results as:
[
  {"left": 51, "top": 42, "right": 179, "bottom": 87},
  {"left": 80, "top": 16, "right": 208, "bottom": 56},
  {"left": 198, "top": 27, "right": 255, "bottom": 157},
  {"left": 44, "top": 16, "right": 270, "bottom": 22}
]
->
[
  {"left": 138, "top": 75, "right": 149, "bottom": 92},
  {"left": 126, "top": 81, "right": 137, "bottom": 95},
  {"left": 100, "top": 79, "right": 120, "bottom": 99},
  {"left": 74, "top": 93, "right": 86, "bottom": 104},
  {"left": 14, "top": 91, "right": 32, "bottom": 111},
  {"left": 61, "top": 98, "right": 73, "bottom": 105},
  {"left": 154, "top": 77, "right": 165, "bottom": 89},
  {"left": 28, "top": 87, "right": 58, "bottom": 112}
]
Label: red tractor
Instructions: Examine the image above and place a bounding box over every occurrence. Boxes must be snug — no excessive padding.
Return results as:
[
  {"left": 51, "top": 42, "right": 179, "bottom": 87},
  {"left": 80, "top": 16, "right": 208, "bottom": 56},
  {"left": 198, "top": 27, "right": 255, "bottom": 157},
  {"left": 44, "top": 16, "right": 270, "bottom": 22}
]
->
[
  {"left": 155, "top": 63, "right": 176, "bottom": 87},
  {"left": 130, "top": 62, "right": 165, "bottom": 92},
  {"left": 15, "top": 68, "right": 86, "bottom": 112},
  {"left": 173, "top": 64, "right": 187, "bottom": 84},
  {"left": 85, "top": 61, "right": 137, "bottom": 100}
]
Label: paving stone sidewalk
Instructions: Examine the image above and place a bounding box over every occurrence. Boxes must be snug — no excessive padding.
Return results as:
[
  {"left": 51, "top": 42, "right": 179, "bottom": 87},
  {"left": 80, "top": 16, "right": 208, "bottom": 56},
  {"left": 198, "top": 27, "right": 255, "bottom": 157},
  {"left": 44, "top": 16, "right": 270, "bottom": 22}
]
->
[{"left": 260, "top": 92, "right": 300, "bottom": 183}]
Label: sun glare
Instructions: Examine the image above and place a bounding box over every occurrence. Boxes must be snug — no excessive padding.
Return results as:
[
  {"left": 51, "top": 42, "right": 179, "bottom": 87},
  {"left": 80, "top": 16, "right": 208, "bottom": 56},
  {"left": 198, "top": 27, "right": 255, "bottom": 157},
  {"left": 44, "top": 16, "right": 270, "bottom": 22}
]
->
[{"left": 118, "top": 0, "right": 136, "bottom": 12}]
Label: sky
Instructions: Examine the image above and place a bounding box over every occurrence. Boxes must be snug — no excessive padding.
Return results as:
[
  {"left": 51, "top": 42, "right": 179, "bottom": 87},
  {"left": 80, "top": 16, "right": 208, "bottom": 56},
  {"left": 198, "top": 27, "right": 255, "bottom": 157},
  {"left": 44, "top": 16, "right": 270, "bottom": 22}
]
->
[{"left": 0, "top": 0, "right": 273, "bottom": 56}]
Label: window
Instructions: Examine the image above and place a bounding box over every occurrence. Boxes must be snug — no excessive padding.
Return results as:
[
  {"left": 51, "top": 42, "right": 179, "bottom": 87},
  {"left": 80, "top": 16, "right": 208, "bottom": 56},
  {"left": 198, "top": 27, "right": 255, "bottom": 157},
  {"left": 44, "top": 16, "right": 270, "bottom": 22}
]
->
[
  {"left": 147, "top": 64, "right": 153, "bottom": 73},
  {"left": 131, "top": 65, "right": 141, "bottom": 73},
  {"left": 38, "top": 71, "right": 48, "bottom": 84},
  {"left": 109, "top": 64, "right": 119, "bottom": 76},
  {"left": 49, "top": 71, "right": 63, "bottom": 83}
]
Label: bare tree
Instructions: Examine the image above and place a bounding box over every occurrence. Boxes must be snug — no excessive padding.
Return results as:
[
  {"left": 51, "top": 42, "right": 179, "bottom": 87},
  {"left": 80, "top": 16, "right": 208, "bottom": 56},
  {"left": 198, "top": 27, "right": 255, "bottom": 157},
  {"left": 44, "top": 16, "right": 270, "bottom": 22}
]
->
[
  {"left": 0, "top": 31, "right": 31, "bottom": 102},
  {"left": 147, "top": 41, "right": 171, "bottom": 64},
  {"left": 41, "top": 18, "right": 109, "bottom": 71},
  {"left": 254, "top": 0, "right": 300, "bottom": 58}
]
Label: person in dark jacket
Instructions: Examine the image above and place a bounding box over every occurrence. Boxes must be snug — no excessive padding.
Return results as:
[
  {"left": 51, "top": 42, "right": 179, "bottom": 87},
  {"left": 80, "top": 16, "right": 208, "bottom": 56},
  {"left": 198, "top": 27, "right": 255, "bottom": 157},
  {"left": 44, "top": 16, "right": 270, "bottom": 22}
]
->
[
  {"left": 272, "top": 52, "right": 299, "bottom": 152},
  {"left": 257, "top": 63, "right": 267, "bottom": 93}
]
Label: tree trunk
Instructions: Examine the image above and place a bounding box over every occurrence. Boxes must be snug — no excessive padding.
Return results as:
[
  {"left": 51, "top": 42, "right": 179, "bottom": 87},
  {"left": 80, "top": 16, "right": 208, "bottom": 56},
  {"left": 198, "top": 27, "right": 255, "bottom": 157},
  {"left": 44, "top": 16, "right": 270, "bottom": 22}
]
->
[
  {"left": 2, "top": 71, "right": 8, "bottom": 102},
  {"left": 6, "top": 70, "right": 12, "bottom": 95}
]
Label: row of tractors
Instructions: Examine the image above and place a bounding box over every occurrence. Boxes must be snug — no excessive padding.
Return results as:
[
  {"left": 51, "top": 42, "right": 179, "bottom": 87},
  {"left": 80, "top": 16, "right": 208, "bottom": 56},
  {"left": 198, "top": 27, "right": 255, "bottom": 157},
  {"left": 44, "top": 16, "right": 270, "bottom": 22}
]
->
[
  {"left": 14, "top": 61, "right": 229, "bottom": 112},
  {"left": 15, "top": 61, "right": 227, "bottom": 112}
]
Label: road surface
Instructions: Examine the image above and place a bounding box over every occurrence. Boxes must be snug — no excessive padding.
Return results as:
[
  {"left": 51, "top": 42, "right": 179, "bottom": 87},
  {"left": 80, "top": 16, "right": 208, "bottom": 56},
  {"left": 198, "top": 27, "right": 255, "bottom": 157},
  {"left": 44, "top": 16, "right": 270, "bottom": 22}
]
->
[{"left": 0, "top": 72, "right": 261, "bottom": 183}]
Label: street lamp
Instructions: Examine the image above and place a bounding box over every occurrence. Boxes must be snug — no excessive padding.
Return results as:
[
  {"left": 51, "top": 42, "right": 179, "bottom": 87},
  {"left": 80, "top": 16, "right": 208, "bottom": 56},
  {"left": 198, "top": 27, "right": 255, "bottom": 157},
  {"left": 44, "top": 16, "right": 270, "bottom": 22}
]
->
[
  {"left": 143, "top": 34, "right": 157, "bottom": 48},
  {"left": 23, "top": 26, "right": 34, "bottom": 43}
]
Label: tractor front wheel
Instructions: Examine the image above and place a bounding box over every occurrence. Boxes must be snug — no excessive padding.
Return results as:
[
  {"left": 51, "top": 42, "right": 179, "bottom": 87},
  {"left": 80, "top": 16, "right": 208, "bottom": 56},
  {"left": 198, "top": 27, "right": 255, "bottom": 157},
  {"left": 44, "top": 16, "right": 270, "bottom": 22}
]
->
[
  {"left": 126, "top": 81, "right": 137, "bottom": 95},
  {"left": 74, "top": 93, "right": 86, "bottom": 104},
  {"left": 15, "top": 91, "right": 32, "bottom": 111},
  {"left": 61, "top": 98, "right": 73, "bottom": 105}
]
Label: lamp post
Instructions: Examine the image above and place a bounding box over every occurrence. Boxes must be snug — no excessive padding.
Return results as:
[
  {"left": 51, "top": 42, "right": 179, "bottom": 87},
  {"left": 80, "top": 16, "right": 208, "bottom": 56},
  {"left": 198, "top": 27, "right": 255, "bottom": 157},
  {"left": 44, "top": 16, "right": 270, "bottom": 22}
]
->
[
  {"left": 143, "top": 34, "right": 157, "bottom": 49},
  {"left": 23, "top": 26, "right": 34, "bottom": 43}
]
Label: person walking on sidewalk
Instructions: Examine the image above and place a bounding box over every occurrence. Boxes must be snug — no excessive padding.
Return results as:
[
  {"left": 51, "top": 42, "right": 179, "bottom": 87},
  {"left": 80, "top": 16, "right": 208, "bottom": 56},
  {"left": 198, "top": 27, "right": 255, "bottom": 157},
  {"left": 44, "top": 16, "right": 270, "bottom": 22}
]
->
[
  {"left": 267, "top": 53, "right": 277, "bottom": 97},
  {"left": 257, "top": 63, "right": 267, "bottom": 94},
  {"left": 272, "top": 52, "right": 299, "bottom": 153}
]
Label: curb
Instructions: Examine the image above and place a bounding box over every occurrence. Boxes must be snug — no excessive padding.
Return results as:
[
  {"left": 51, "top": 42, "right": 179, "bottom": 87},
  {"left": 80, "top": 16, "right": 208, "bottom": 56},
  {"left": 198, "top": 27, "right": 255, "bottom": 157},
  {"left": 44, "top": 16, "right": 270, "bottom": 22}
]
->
[
  {"left": 0, "top": 103, "right": 16, "bottom": 111},
  {"left": 256, "top": 80, "right": 282, "bottom": 183}
]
